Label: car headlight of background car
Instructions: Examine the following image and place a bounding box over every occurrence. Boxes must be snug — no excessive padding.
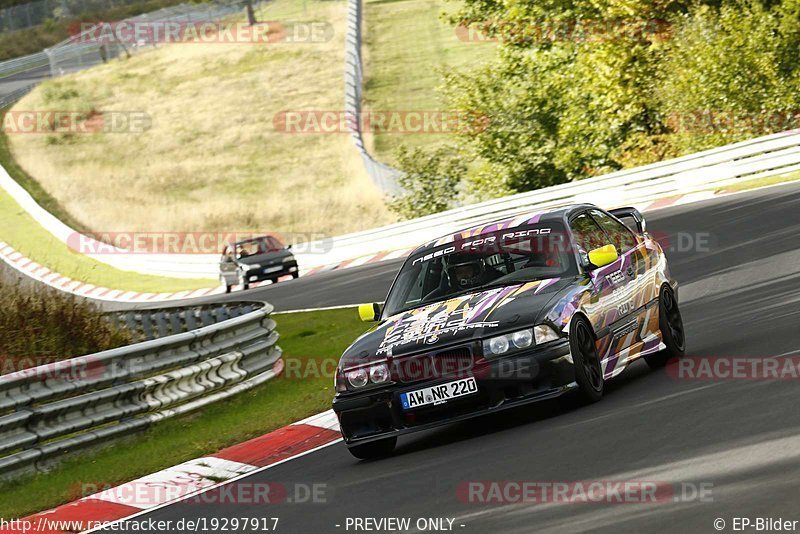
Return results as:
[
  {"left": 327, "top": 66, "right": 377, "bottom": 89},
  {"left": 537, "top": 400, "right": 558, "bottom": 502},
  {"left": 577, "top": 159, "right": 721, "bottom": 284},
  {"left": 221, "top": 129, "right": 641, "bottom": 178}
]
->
[
  {"left": 483, "top": 325, "right": 561, "bottom": 357},
  {"left": 336, "top": 362, "right": 391, "bottom": 392}
]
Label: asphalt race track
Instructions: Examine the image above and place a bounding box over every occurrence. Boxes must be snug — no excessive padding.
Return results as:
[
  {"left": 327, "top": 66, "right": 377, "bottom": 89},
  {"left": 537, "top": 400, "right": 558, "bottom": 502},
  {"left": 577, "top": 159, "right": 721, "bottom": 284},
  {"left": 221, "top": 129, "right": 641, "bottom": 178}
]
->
[
  {"left": 112, "top": 257, "right": 405, "bottom": 313},
  {"left": 106, "top": 182, "right": 800, "bottom": 533},
  {"left": 0, "top": 65, "right": 50, "bottom": 102}
]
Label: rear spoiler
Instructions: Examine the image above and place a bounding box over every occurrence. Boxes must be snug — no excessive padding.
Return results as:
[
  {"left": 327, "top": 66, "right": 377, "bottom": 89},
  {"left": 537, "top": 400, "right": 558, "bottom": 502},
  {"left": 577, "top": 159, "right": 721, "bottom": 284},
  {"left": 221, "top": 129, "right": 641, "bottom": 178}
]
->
[{"left": 609, "top": 207, "right": 646, "bottom": 234}]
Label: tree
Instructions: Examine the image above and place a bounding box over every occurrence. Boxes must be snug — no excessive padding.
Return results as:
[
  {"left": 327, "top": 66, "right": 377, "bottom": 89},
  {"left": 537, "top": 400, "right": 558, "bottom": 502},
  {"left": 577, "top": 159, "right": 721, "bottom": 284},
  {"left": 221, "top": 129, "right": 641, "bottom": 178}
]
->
[{"left": 387, "top": 146, "right": 465, "bottom": 219}]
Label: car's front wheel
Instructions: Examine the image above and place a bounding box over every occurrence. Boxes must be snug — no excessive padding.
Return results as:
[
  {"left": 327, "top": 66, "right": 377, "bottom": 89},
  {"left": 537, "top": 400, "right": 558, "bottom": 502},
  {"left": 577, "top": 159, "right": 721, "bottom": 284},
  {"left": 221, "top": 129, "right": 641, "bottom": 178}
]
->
[
  {"left": 570, "top": 317, "right": 604, "bottom": 402},
  {"left": 347, "top": 437, "right": 396, "bottom": 460},
  {"left": 238, "top": 270, "right": 250, "bottom": 291},
  {"left": 220, "top": 277, "right": 232, "bottom": 294},
  {"left": 645, "top": 285, "right": 686, "bottom": 368}
]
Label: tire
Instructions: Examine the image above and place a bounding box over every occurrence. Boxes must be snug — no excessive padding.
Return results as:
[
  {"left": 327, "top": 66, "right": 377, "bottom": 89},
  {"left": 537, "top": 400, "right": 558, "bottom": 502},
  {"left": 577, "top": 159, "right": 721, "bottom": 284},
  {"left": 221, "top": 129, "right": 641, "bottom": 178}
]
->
[
  {"left": 645, "top": 285, "right": 686, "bottom": 369},
  {"left": 347, "top": 437, "right": 396, "bottom": 460},
  {"left": 220, "top": 277, "right": 232, "bottom": 294},
  {"left": 238, "top": 271, "right": 249, "bottom": 291},
  {"left": 292, "top": 272, "right": 299, "bottom": 279},
  {"left": 570, "top": 317, "right": 604, "bottom": 403},
  {"left": 270, "top": 278, "right": 279, "bottom": 284}
]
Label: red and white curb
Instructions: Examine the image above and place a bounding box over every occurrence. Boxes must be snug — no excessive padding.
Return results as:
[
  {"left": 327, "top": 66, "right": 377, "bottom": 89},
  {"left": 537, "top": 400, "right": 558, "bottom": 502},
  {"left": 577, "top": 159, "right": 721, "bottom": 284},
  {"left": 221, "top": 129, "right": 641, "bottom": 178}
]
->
[
  {"left": 1, "top": 411, "right": 342, "bottom": 533},
  {"left": 0, "top": 188, "right": 732, "bottom": 304}
]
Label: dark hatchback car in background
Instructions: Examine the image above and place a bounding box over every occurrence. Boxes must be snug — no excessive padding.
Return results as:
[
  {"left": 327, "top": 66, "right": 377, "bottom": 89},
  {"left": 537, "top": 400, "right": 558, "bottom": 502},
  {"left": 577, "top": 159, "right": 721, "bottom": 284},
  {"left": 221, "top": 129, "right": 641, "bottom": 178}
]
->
[{"left": 219, "top": 235, "right": 299, "bottom": 292}]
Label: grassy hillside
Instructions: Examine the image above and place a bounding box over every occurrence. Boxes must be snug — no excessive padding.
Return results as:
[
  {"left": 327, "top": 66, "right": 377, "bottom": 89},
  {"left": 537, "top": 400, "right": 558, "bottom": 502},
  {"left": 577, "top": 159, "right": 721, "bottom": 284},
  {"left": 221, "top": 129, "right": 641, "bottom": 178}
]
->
[
  {"left": 362, "top": 0, "right": 495, "bottom": 163},
  {"left": 7, "top": 0, "right": 394, "bottom": 238}
]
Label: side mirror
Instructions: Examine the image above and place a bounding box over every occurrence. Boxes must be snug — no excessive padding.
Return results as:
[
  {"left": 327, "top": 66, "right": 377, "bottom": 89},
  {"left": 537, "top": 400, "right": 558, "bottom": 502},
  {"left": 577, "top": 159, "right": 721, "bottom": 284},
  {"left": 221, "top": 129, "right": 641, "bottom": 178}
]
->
[
  {"left": 286, "top": 244, "right": 293, "bottom": 250},
  {"left": 358, "top": 303, "right": 382, "bottom": 322},
  {"left": 587, "top": 244, "right": 619, "bottom": 269}
]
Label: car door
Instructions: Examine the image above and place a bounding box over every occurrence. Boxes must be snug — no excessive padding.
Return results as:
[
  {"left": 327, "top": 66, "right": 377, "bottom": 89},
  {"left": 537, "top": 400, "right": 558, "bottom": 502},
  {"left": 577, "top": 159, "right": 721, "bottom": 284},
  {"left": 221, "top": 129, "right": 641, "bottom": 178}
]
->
[
  {"left": 219, "top": 246, "right": 238, "bottom": 285},
  {"left": 588, "top": 209, "right": 662, "bottom": 369},
  {"left": 569, "top": 210, "right": 638, "bottom": 375},
  {"left": 590, "top": 209, "right": 658, "bottom": 316}
]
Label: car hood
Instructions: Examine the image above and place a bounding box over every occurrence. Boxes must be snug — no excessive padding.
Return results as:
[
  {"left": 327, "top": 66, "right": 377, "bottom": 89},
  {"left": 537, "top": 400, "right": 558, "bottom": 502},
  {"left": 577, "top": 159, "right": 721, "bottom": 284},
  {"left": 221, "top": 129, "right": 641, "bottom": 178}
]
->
[
  {"left": 237, "top": 249, "right": 293, "bottom": 266},
  {"left": 340, "top": 277, "right": 576, "bottom": 367}
]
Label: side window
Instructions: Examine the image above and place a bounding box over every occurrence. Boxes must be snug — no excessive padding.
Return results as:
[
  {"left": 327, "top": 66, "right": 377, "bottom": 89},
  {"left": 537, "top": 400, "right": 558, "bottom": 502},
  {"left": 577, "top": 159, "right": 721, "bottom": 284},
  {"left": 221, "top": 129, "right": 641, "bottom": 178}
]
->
[
  {"left": 589, "top": 210, "right": 638, "bottom": 253},
  {"left": 570, "top": 212, "right": 609, "bottom": 254}
]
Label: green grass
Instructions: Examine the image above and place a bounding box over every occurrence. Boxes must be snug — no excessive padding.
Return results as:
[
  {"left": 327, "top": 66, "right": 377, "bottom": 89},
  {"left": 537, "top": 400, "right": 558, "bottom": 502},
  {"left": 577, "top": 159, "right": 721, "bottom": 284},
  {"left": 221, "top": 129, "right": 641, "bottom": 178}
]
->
[
  {"left": 0, "top": 112, "right": 216, "bottom": 293},
  {"left": 363, "top": 0, "right": 495, "bottom": 162},
  {"left": 0, "top": 186, "right": 216, "bottom": 292},
  {"left": 0, "top": 115, "right": 88, "bottom": 234},
  {"left": 711, "top": 170, "right": 800, "bottom": 193},
  {"left": 0, "top": 307, "right": 368, "bottom": 519}
]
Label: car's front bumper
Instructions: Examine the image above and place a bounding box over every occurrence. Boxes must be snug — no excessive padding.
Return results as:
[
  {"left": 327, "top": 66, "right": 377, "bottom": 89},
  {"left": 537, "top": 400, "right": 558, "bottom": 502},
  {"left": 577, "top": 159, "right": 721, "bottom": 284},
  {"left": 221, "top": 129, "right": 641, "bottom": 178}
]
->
[
  {"left": 332, "top": 340, "right": 575, "bottom": 446},
  {"left": 244, "top": 261, "right": 299, "bottom": 282}
]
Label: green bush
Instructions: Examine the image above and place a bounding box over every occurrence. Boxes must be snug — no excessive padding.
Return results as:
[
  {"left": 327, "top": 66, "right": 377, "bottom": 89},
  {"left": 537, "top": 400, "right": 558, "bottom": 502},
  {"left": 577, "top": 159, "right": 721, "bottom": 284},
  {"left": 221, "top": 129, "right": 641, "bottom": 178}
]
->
[
  {"left": 0, "top": 271, "right": 130, "bottom": 374},
  {"left": 388, "top": 145, "right": 465, "bottom": 219}
]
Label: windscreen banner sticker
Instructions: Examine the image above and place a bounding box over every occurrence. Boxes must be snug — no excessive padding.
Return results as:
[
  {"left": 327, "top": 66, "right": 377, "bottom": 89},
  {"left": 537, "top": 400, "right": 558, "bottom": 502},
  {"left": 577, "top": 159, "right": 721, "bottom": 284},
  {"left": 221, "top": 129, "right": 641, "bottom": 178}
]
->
[{"left": 413, "top": 228, "right": 558, "bottom": 265}]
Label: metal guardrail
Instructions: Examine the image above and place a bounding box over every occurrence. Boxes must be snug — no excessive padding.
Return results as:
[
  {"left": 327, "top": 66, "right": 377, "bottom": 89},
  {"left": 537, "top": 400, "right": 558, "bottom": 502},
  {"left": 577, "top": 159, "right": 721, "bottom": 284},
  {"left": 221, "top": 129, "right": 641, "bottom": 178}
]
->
[
  {"left": 290, "top": 129, "right": 800, "bottom": 267},
  {"left": 0, "top": 1, "right": 251, "bottom": 113},
  {"left": 45, "top": 1, "right": 249, "bottom": 77},
  {"left": 344, "top": 0, "right": 403, "bottom": 196},
  {"left": 0, "top": 301, "right": 282, "bottom": 478},
  {"left": 113, "top": 302, "right": 262, "bottom": 342},
  {"left": 0, "top": 51, "right": 48, "bottom": 80}
]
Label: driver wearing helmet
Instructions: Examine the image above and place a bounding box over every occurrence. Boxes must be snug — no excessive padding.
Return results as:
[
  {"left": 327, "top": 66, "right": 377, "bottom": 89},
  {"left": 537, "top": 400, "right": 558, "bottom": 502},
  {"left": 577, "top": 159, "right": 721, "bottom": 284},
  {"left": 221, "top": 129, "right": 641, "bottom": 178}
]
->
[{"left": 446, "top": 252, "right": 500, "bottom": 290}]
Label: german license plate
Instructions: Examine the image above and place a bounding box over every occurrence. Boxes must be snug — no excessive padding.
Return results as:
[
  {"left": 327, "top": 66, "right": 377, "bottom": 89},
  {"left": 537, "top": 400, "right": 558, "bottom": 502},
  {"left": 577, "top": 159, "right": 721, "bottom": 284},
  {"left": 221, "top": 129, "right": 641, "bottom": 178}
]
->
[
  {"left": 400, "top": 377, "right": 477, "bottom": 410},
  {"left": 263, "top": 266, "right": 282, "bottom": 274}
]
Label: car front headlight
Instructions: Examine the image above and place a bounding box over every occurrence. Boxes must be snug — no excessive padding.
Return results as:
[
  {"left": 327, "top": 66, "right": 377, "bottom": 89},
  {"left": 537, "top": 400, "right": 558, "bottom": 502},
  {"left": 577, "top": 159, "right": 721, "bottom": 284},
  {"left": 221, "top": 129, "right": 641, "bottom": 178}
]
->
[
  {"left": 483, "top": 325, "right": 561, "bottom": 357},
  {"left": 511, "top": 329, "right": 534, "bottom": 348},
  {"left": 534, "top": 324, "right": 560, "bottom": 344},
  {"left": 488, "top": 335, "right": 510, "bottom": 355},
  {"left": 282, "top": 255, "right": 295, "bottom": 262},
  {"left": 242, "top": 263, "right": 261, "bottom": 271},
  {"left": 340, "top": 362, "right": 391, "bottom": 391},
  {"left": 369, "top": 363, "right": 390, "bottom": 384},
  {"left": 483, "top": 328, "right": 534, "bottom": 357},
  {"left": 346, "top": 368, "right": 368, "bottom": 388}
]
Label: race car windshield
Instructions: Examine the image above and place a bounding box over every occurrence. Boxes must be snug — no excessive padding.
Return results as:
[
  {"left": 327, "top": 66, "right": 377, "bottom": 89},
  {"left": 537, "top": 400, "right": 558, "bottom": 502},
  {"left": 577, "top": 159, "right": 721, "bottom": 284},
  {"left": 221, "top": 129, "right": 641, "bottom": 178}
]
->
[
  {"left": 383, "top": 223, "right": 576, "bottom": 317},
  {"left": 235, "top": 236, "right": 283, "bottom": 258}
]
